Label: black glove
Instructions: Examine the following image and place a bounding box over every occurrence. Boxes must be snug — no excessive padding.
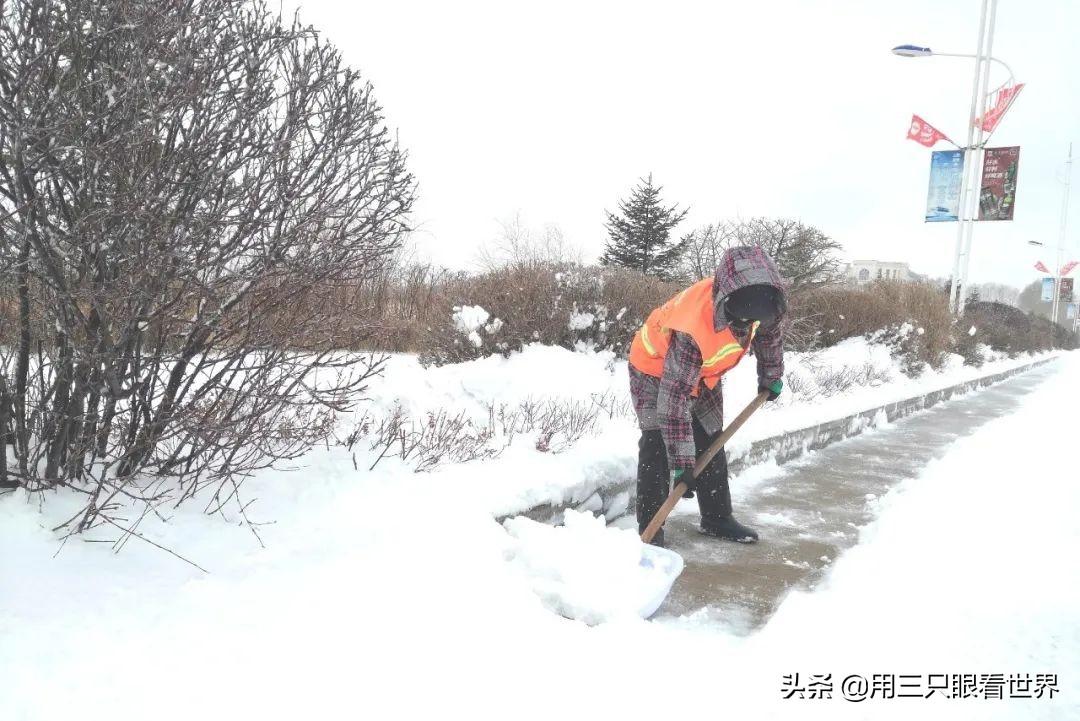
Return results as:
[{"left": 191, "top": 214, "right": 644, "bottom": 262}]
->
[{"left": 759, "top": 379, "right": 783, "bottom": 401}]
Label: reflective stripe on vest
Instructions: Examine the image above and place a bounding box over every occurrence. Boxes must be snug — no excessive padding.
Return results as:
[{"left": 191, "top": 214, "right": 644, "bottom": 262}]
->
[
  {"left": 640, "top": 322, "right": 658, "bottom": 357},
  {"left": 703, "top": 322, "right": 757, "bottom": 367}
]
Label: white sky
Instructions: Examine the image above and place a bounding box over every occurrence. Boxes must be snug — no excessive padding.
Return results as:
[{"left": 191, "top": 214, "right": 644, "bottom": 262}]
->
[{"left": 288, "top": 0, "right": 1080, "bottom": 289}]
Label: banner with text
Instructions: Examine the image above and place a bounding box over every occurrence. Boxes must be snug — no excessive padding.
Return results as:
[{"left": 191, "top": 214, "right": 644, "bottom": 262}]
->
[
  {"left": 926, "top": 150, "right": 965, "bottom": 222},
  {"left": 1041, "top": 278, "right": 1055, "bottom": 302},
  {"left": 978, "top": 83, "right": 1025, "bottom": 133},
  {"left": 978, "top": 146, "right": 1020, "bottom": 221},
  {"left": 1061, "top": 278, "right": 1075, "bottom": 303},
  {"left": 907, "top": 115, "right": 951, "bottom": 148}
]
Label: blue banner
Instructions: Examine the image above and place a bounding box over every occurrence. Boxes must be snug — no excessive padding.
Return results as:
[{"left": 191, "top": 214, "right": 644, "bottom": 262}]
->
[
  {"left": 925, "top": 150, "right": 965, "bottom": 222},
  {"left": 1041, "top": 278, "right": 1055, "bottom": 302}
]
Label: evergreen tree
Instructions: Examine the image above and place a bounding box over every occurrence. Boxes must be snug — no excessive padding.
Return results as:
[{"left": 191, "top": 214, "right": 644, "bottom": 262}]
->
[{"left": 601, "top": 174, "right": 688, "bottom": 279}]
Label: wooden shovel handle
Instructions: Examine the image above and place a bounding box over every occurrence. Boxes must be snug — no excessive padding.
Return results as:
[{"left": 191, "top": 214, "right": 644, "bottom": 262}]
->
[{"left": 640, "top": 390, "right": 770, "bottom": 544}]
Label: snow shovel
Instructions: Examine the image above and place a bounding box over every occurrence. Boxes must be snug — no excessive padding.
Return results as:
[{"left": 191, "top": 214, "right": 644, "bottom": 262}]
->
[{"left": 640, "top": 389, "right": 770, "bottom": 545}]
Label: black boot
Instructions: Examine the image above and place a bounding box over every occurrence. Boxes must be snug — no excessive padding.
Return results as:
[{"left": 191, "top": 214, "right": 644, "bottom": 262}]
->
[{"left": 700, "top": 515, "right": 759, "bottom": 543}]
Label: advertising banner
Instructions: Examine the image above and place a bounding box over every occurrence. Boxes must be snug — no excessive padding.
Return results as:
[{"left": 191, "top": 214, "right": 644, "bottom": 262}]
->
[
  {"left": 978, "top": 83, "right": 1025, "bottom": 133},
  {"left": 1068, "top": 303, "right": 1077, "bottom": 321},
  {"left": 1061, "top": 260, "right": 1079, "bottom": 277},
  {"left": 1041, "top": 278, "right": 1055, "bottom": 302},
  {"left": 1061, "top": 277, "right": 1075, "bottom": 303},
  {"left": 925, "top": 150, "right": 964, "bottom": 222},
  {"left": 978, "top": 146, "right": 1020, "bottom": 221},
  {"left": 1035, "top": 261, "right": 1050, "bottom": 273},
  {"left": 907, "top": 115, "right": 951, "bottom": 148}
]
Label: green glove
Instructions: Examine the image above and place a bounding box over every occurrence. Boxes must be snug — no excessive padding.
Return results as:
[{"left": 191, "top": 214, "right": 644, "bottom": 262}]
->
[
  {"left": 759, "top": 379, "right": 783, "bottom": 401},
  {"left": 672, "top": 468, "right": 695, "bottom": 498}
]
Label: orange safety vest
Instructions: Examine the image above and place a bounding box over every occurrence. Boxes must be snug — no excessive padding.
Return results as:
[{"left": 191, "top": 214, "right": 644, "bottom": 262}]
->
[{"left": 628, "top": 278, "right": 758, "bottom": 394}]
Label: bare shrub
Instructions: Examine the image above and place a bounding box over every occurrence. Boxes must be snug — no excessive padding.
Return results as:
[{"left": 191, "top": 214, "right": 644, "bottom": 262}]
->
[
  {"left": 791, "top": 281, "right": 954, "bottom": 372},
  {"left": 497, "top": 395, "right": 616, "bottom": 454},
  {"left": 785, "top": 361, "right": 893, "bottom": 401},
  {"left": 357, "top": 408, "right": 499, "bottom": 472},
  {"left": 0, "top": 0, "right": 413, "bottom": 533},
  {"left": 416, "top": 264, "right": 679, "bottom": 366},
  {"left": 319, "top": 260, "right": 457, "bottom": 354},
  {"left": 343, "top": 392, "right": 632, "bottom": 472},
  {"left": 961, "top": 301, "right": 1078, "bottom": 357}
]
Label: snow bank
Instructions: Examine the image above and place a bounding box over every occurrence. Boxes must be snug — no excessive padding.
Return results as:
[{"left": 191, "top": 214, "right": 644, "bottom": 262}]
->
[
  {"left": 366, "top": 343, "right": 625, "bottom": 422},
  {"left": 503, "top": 510, "right": 682, "bottom": 623},
  {"left": 742, "top": 352, "right": 1080, "bottom": 720}
]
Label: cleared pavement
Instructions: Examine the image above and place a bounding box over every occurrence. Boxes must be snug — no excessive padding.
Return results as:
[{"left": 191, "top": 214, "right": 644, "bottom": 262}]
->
[{"left": 656, "top": 361, "right": 1058, "bottom": 629}]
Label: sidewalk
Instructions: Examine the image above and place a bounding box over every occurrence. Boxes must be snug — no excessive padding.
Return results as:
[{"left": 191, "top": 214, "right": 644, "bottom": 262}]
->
[{"left": 656, "top": 360, "right": 1058, "bottom": 628}]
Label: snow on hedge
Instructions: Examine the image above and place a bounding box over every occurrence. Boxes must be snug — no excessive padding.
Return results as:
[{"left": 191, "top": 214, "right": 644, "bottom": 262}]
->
[{"left": 452, "top": 304, "right": 491, "bottom": 347}]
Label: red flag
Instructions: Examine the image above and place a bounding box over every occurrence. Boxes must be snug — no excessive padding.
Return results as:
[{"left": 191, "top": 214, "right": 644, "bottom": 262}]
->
[
  {"left": 906, "top": 114, "right": 950, "bottom": 147},
  {"left": 978, "top": 83, "right": 1025, "bottom": 133},
  {"left": 1035, "top": 261, "right": 1050, "bottom": 273},
  {"left": 1061, "top": 260, "right": 1079, "bottom": 277}
]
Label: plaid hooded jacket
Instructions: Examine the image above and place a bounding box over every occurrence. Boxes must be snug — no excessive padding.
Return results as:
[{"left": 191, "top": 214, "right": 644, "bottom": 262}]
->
[{"left": 629, "top": 246, "right": 787, "bottom": 471}]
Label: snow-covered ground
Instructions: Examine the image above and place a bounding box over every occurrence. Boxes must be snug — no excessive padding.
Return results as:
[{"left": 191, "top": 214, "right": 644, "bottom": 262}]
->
[{"left": 1, "top": 345, "right": 1074, "bottom": 720}]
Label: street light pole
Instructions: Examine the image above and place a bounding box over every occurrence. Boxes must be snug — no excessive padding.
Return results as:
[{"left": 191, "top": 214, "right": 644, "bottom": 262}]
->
[
  {"left": 893, "top": 0, "right": 1010, "bottom": 316},
  {"left": 942, "top": 0, "right": 989, "bottom": 316},
  {"left": 956, "top": 0, "right": 999, "bottom": 318},
  {"left": 1051, "top": 144, "right": 1073, "bottom": 326}
]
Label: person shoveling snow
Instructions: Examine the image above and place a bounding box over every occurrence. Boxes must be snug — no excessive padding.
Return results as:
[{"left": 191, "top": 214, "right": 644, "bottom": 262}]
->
[{"left": 628, "top": 246, "right": 788, "bottom": 547}]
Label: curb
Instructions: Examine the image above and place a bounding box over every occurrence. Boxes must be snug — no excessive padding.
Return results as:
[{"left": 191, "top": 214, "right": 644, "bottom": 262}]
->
[{"left": 730, "top": 357, "right": 1055, "bottom": 473}]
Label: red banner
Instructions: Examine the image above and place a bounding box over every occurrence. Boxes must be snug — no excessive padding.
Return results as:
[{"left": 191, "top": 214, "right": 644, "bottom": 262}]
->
[
  {"left": 1035, "top": 261, "right": 1050, "bottom": 273},
  {"left": 906, "top": 115, "right": 950, "bottom": 148},
  {"left": 978, "top": 147, "right": 1021, "bottom": 221},
  {"left": 1061, "top": 260, "right": 1079, "bottom": 277},
  {"left": 978, "top": 83, "right": 1025, "bottom": 133}
]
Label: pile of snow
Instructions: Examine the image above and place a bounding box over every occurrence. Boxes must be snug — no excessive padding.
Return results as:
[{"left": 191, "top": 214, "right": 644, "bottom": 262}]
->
[
  {"left": 452, "top": 304, "right": 494, "bottom": 347},
  {"left": 451, "top": 304, "right": 489, "bottom": 333},
  {"left": 503, "top": 510, "right": 682, "bottom": 624},
  {"left": 567, "top": 310, "right": 595, "bottom": 330}
]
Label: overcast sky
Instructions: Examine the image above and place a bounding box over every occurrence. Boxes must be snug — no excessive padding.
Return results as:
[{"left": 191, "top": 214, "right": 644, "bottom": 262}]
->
[{"left": 288, "top": 0, "right": 1079, "bottom": 289}]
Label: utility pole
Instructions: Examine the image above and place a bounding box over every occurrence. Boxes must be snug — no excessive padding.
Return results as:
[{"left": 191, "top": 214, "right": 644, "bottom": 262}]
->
[
  {"left": 949, "top": 0, "right": 991, "bottom": 316},
  {"left": 959, "top": 0, "right": 997, "bottom": 317},
  {"left": 893, "top": 0, "right": 1016, "bottom": 316},
  {"left": 1051, "top": 144, "right": 1073, "bottom": 326}
]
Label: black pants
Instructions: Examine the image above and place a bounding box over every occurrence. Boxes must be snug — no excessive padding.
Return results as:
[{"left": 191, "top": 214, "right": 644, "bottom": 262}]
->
[{"left": 636, "top": 417, "right": 732, "bottom": 534}]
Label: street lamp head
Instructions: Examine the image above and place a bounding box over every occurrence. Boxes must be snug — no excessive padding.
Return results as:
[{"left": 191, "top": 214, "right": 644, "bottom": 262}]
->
[
  {"left": 1027, "top": 240, "right": 1045, "bottom": 246},
  {"left": 892, "top": 44, "right": 933, "bottom": 58}
]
